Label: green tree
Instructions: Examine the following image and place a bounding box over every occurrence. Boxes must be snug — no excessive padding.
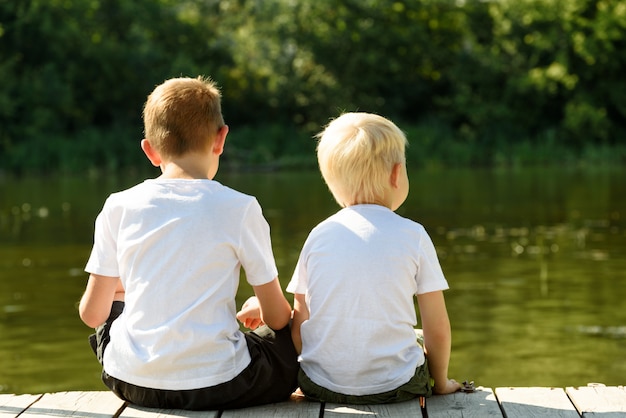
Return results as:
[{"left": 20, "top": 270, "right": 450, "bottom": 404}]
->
[
  {"left": 1, "top": 0, "right": 624, "bottom": 174},
  {"left": 0, "top": 0, "right": 228, "bottom": 173},
  {"left": 445, "top": 0, "right": 626, "bottom": 156}
]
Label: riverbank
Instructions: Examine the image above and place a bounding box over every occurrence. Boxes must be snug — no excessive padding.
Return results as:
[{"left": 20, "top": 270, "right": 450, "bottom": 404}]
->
[{"left": 2, "top": 121, "right": 626, "bottom": 178}]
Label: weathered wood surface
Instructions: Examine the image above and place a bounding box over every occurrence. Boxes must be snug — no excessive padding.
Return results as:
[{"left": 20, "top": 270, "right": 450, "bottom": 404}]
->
[
  {"left": 221, "top": 395, "right": 318, "bottom": 418},
  {"left": 496, "top": 387, "right": 580, "bottom": 417},
  {"left": 1, "top": 386, "right": 625, "bottom": 417},
  {"left": 425, "top": 386, "right": 501, "bottom": 417},
  {"left": 0, "top": 394, "right": 41, "bottom": 418},
  {"left": 323, "top": 401, "right": 423, "bottom": 417},
  {"left": 120, "top": 404, "right": 219, "bottom": 418},
  {"left": 566, "top": 385, "right": 626, "bottom": 417},
  {"left": 4, "top": 391, "right": 126, "bottom": 417}
]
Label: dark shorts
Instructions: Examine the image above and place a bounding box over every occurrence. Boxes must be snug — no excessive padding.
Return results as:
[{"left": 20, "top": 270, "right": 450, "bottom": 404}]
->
[
  {"left": 89, "top": 301, "right": 299, "bottom": 410},
  {"left": 297, "top": 358, "right": 432, "bottom": 404}
]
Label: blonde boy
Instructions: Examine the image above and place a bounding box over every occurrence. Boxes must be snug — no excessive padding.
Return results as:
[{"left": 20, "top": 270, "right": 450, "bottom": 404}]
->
[
  {"left": 287, "top": 112, "right": 461, "bottom": 403},
  {"left": 79, "top": 76, "right": 298, "bottom": 410}
]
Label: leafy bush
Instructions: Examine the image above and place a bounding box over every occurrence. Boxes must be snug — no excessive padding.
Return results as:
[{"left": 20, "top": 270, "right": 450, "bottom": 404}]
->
[{"left": 0, "top": 0, "right": 624, "bottom": 175}]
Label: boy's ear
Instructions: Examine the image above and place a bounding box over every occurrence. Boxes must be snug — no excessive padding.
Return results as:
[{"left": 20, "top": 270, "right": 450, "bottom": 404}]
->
[
  {"left": 390, "top": 162, "right": 402, "bottom": 189},
  {"left": 141, "top": 139, "right": 162, "bottom": 167},
  {"left": 212, "top": 125, "right": 229, "bottom": 156}
]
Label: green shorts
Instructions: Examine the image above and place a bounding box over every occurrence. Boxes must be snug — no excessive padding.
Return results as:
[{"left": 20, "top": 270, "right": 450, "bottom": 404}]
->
[{"left": 298, "top": 357, "right": 432, "bottom": 404}]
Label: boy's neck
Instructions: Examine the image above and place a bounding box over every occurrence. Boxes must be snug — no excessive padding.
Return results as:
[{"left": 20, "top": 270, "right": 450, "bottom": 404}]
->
[
  {"left": 159, "top": 152, "right": 218, "bottom": 180},
  {"left": 346, "top": 197, "right": 392, "bottom": 210}
]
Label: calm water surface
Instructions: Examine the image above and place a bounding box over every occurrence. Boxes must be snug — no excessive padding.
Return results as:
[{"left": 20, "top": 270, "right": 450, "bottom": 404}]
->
[{"left": 1, "top": 167, "right": 624, "bottom": 394}]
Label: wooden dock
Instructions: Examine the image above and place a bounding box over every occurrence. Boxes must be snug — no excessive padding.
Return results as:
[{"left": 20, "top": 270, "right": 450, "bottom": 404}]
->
[{"left": 1, "top": 385, "right": 625, "bottom": 417}]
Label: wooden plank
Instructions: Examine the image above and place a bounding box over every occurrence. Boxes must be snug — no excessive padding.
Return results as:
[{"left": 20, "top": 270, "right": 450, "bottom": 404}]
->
[
  {"left": 426, "top": 387, "right": 502, "bottom": 417},
  {"left": 119, "top": 405, "right": 219, "bottom": 418},
  {"left": 566, "top": 385, "right": 626, "bottom": 417},
  {"left": 495, "top": 387, "right": 579, "bottom": 418},
  {"left": 0, "top": 394, "right": 42, "bottom": 418},
  {"left": 221, "top": 397, "right": 321, "bottom": 418},
  {"left": 323, "top": 399, "right": 422, "bottom": 417},
  {"left": 2, "top": 387, "right": 624, "bottom": 418},
  {"left": 18, "top": 391, "right": 126, "bottom": 418}
]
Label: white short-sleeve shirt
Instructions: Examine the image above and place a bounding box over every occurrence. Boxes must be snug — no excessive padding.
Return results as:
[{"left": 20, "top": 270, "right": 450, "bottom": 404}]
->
[
  {"left": 85, "top": 179, "right": 278, "bottom": 390},
  {"left": 287, "top": 204, "right": 448, "bottom": 395}
]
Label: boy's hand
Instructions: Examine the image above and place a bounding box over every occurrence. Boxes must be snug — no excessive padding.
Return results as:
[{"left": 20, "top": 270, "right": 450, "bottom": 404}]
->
[
  {"left": 236, "top": 296, "right": 264, "bottom": 329},
  {"left": 433, "top": 378, "right": 462, "bottom": 395}
]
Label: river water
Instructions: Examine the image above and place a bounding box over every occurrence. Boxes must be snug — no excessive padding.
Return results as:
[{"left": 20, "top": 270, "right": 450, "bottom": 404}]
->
[{"left": 1, "top": 167, "right": 624, "bottom": 394}]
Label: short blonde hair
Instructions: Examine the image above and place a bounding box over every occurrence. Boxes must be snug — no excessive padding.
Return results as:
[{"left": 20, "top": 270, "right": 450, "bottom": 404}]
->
[
  {"left": 143, "top": 76, "right": 225, "bottom": 157},
  {"left": 316, "top": 112, "right": 407, "bottom": 207}
]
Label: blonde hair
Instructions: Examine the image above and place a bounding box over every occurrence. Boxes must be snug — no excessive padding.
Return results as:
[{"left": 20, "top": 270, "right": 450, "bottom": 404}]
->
[
  {"left": 316, "top": 112, "right": 407, "bottom": 207},
  {"left": 143, "top": 76, "right": 225, "bottom": 157}
]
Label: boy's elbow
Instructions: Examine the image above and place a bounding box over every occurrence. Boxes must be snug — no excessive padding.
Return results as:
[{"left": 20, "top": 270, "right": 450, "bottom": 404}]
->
[
  {"left": 423, "top": 326, "right": 451, "bottom": 351},
  {"left": 81, "top": 316, "right": 103, "bottom": 329},
  {"left": 257, "top": 296, "right": 292, "bottom": 330},
  {"left": 79, "top": 307, "right": 106, "bottom": 329},
  {"left": 262, "top": 304, "right": 292, "bottom": 330},
  {"left": 263, "top": 313, "right": 290, "bottom": 331}
]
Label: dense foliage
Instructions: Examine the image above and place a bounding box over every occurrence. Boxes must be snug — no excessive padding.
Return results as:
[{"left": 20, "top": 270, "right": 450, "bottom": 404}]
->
[{"left": 1, "top": 0, "right": 625, "bottom": 174}]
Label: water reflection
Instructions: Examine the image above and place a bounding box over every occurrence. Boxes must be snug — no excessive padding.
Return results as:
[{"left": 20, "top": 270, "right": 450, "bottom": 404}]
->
[{"left": 0, "top": 167, "right": 624, "bottom": 394}]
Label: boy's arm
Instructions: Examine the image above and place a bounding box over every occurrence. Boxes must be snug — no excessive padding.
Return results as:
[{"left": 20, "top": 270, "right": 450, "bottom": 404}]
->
[
  {"left": 251, "top": 277, "right": 292, "bottom": 330},
  {"left": 416, "top": 290, "right": 461, "bottom": 395},
  {"left": 291, "top": 293, "right": 309, "bottom": 354},
  {"left": 79, "top": 274, "right": 124, "bottom": 328}
]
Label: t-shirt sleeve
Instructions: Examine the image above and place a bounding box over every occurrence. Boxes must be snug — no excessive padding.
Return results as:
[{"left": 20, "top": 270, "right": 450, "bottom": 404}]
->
[
  {"left": 415, "top": 229, "right": 449, "bottom": 295},
  {"left": 286, "top": 256, "right": 307, "bottom": 295},
  {"left": 84, "top": 201, "right": 120, "bottom": 278},
  {"left": 238, "top": 199, "right": 279, "bottom": 287}
]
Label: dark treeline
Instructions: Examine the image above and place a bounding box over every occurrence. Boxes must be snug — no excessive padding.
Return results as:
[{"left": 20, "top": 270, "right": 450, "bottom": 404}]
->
[{"left": 1, "top": 0, "right": 625, "bottom": 175}]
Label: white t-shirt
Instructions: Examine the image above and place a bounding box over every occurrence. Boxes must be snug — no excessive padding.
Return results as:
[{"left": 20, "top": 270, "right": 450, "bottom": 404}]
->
[
  {"left": 287, "top": 204, "right": 448, "bottom": 396},
  {"left": 85, "top": 179, "right": 278, "bottom": 390}
]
